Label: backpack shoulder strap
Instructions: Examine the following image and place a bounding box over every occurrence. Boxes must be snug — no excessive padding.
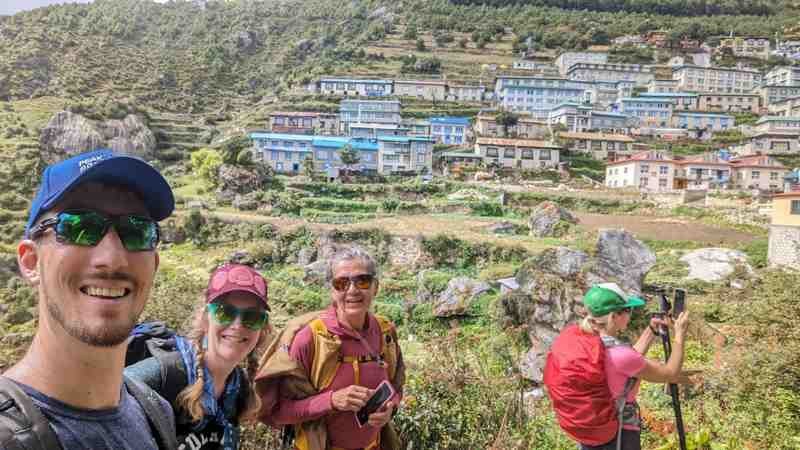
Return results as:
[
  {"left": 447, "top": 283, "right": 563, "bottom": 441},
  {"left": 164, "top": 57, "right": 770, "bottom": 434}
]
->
[
  {"left": 124, "top": 376, "right": 177, "bottom": 450},
  {"left": 152, "top": 351, "right": 188, "bottom": 407},
  {"left": 0, "top": 376, "right": 62, "bottom": 450}
]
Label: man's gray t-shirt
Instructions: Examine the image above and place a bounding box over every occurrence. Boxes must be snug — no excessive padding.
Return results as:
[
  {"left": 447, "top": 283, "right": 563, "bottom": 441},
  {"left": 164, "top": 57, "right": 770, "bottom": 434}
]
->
[{"left": 14, "top": 381, "right": 173, "bottom": 450}]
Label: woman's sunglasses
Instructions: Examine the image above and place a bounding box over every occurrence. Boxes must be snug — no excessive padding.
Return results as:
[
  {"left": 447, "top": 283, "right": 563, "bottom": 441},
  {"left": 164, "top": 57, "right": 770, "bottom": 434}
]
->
[
  {"left": 208, "top": 302, "right": 269, "bottom": 331},
  {"left": 331, "top": 274, "right": 375, "bottom": 292},
  {"left": 28, "top": 210, "right": 160, "bottom": 252}
]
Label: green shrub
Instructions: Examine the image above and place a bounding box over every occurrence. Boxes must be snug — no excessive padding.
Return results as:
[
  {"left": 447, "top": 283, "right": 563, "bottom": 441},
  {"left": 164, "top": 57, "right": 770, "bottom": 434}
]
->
[
  {"left": 422, "top": 234, "right": 529, "bottom": 268},
  {"left": 741, "top": 237, "right": 768, "bottom": 269},
  {"left": 300, "top": 197, "right": 379, "bottom": 213},
  {"left": 470, "top": 200, "right": 505, "bottom": 217},
  {"left": 380, "top": 197, "right": 400, "bottom": 213}
]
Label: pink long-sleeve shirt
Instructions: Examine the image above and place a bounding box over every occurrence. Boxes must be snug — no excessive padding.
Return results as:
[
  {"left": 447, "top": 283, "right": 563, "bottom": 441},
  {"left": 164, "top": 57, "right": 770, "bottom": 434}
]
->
[{"left": 263, "top": 307, "right": 402, "bottom": 449}]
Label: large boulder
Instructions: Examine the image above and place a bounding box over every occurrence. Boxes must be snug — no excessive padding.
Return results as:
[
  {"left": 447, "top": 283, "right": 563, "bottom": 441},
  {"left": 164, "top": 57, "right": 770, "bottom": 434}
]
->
[
  {"left": 433, "top": 277, "right": 491, "bottom": 317},
  {"left": 528, "top": 201, "right": 578, "bottom": 238},
  {"left": 592, "top": 229, "right": 656, "bottom": 296},
  {"left": 680, "top": 248, "right": 753, "bottom": 282},
  {"left": 499, "top": 230, "right": 655, "bottom": 383},
  {"left": 216, "top": 164, "right": 268, "bottom": 202},
  {"left": 39, "top": 111, "right": 156, "bottom": 163}
]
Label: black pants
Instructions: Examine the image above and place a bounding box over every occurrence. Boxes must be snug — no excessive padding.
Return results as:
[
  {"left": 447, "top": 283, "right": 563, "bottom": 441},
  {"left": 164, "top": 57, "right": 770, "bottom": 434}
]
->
[{"left": 579, "top": 429, "right": 641, "bottom": 450}]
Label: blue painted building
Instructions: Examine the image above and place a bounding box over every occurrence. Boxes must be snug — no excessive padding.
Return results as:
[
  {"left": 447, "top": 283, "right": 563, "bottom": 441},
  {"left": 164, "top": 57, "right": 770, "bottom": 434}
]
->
[
  {"left": 615, "top": 97, "right": 674, "bottom": 127},
  {"left": 429, "top": 117, "right": 471, "bottom": 145},
  {"left": 249, "top": 132, "right": 432, "bottom": 174}
]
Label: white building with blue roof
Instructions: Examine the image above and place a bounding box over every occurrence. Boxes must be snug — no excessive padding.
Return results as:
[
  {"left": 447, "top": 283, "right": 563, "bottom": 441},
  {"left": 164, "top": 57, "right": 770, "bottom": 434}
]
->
[
  {"left": 339, "top": 99, "right": 402, "bottom": 134},
  {"left": 637, "top": 92, "right": 699, "bottom": 111},
  {"left": 615, "top": 97, "right": 674, "bottom": 127},
  {"left": 316, "top": 78, "right": 393, "bottom": 97},
  {"left": 249, "top": 132, "right": 314, "bottom": 173},
  {"left": 672, "top": 112, "right": 735, "bottom": 132},
  {"left": 377, "top": 136, "right": 434, "bottom": 174},
  {"left": 494, "top": 76, "right": 590, "bottom": 118},
  {"left": 429, "top": 117, "right": 471, "bottom": 145}
]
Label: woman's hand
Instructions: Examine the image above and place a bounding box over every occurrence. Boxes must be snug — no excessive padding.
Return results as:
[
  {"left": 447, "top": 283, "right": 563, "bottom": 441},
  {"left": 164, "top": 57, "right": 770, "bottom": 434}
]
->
[
  {"left": 649, "top": 315, "right": 672, "bottom": 335},
  {"left": 331, "top": 385, "right": 373, "bottom": 412},
  {"left": 674, "top": 311, "right": 690, "bottom": 340},
  {"left": 367, "top": 402, "right": 395, "bottom": 428}
]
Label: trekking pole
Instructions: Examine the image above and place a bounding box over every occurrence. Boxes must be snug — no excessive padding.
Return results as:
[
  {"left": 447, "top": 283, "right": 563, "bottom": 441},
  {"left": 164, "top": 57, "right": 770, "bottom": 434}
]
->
[{"left": 658, "top": 289, "right": 688, "bottom": 450}]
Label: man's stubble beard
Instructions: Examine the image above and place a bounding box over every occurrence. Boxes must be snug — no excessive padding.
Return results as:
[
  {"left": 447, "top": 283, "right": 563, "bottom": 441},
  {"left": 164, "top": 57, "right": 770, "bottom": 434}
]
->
[{"left": 40, "top": 268, "right": 144, "bottom": 347}]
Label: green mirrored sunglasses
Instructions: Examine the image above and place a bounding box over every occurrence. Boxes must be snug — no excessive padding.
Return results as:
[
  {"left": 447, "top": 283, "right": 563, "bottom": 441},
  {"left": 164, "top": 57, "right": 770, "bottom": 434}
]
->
[
  {"left": 207, "top": 302, "right": 269, "bottom": 331},
  {"left": 29, "top": 209, "right": 160, "bottom": 252}
]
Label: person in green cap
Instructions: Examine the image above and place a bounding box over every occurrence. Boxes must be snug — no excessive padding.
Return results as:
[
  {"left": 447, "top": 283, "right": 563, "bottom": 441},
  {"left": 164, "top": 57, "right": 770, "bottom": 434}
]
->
[{"left": 578, "top": 283, "right": 690, "bottom": 450}]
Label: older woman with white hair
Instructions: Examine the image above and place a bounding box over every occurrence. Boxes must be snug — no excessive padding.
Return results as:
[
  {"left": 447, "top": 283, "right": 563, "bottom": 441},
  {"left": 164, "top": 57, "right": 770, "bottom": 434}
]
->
[{"left": 256, "top": 246, "right": 405, "bottom": 450}]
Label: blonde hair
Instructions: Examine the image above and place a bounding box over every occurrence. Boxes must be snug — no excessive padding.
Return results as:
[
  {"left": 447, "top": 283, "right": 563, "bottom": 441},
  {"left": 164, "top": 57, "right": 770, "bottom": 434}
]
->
[
  {"left": 175, "top": 298, "right": 268, "bottom": 424},
  {"left": 579, "top": 312, "right": 614, "bottom": 335}
]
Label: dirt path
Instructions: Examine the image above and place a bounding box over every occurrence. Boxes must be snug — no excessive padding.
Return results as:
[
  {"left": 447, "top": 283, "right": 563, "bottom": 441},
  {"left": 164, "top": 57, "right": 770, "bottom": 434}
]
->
[{"left": 574, "top": 212, "right": 756, "bottom": 245}]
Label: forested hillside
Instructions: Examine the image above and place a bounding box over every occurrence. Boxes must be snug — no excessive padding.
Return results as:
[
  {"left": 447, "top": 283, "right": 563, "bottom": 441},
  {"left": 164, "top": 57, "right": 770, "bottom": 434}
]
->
[
  {"left": 1, "top": 0, "right": 800, "bottom": 113},
  {"left": 448, "top": 0, "right": 783, "bottom": 16}
]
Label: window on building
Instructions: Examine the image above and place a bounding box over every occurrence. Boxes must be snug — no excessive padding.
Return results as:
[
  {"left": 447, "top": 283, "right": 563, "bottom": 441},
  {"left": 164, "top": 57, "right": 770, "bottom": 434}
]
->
[
  {"left": 659, "top": 166, "right": 669, "bottom": 175},
  {"left": 640, "top": 177, "right": 649, "bottom": 187},
  {"left": 521, "top": 149, "right": 533, "bottom": 159},
  {"left": 273, "top": 117, "right": 285, "bottom": 125},
  {"left": 640, "top": 164, "right": 649, "bottom": 174},
  {"left": 270, "top": 151, "right": 278, "bottom": 160},
  {"left": 659, "top": 178, "right": 668, "bottom": 188},
  {"left": 792, "top": 200, "right": 800, "bottom": 215},
  {"left": 417, "top": 153, "right": 426, "bottom": 163},
  {"left": 752, "top": 171, "right": 760, "bottom": 179},
  {"left": 539, "top": 150, "right": 551, "bottom": 160},
  {"left": 504, "top": 149, "right": 516, "bottom": 159},
  {"left": 771, "top": 172, "right": 779, "bottom": 180},
  {"left": 486, "top": 147, "right": 498, "bottom": 157}
]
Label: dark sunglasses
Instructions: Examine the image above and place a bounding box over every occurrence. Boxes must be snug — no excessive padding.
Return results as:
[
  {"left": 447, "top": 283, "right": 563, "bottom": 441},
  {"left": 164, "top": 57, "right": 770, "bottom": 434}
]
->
[
  {"left": 207, "top": 302, "right": 269, "bottom": 331},
  {"left": 29, "top": 210, "right": 160, "bottom": 252},
  {"left": 331, "top": 273, "right": 375, "bottom": 292}
]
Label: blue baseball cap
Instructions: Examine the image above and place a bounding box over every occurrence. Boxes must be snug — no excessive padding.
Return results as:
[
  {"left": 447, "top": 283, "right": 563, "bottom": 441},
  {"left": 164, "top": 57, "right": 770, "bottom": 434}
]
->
[{"left": 25, "top": 149, "right": 175, "bottom": 236}]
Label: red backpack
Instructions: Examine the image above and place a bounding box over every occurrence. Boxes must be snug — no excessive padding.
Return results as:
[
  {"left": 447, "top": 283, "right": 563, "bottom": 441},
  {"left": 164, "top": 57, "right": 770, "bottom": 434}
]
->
[{"left": 543, "top": 324, "right": 628, "bottom": 446}]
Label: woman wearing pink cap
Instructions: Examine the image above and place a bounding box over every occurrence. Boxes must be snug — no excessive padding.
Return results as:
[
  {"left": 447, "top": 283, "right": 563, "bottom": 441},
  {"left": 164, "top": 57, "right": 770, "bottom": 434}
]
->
[{"left": 126, "top": 263, "right": 272, "bottom": 450}]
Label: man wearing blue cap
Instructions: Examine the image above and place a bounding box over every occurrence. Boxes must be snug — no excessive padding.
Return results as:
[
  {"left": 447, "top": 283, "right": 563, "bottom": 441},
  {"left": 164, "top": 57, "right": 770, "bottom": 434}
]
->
[{"left": 0, "top": 150, "right": 177, "bottom": 450}]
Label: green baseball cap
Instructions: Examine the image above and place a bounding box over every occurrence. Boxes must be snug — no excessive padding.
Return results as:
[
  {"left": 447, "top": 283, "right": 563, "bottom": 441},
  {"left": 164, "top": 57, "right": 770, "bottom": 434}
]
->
[{"left": 583, "top": 283, "right": 646, "bottom": 316}]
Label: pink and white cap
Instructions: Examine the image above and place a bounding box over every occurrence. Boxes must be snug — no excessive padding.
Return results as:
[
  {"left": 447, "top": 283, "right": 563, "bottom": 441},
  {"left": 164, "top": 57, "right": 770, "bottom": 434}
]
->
[{"left": 206, "top": 263, "right": 269, "bottom": 309}]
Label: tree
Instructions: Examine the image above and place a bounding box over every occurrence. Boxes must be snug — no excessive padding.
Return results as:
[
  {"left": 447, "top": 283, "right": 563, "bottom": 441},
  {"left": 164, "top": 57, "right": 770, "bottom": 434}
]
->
[
  {"left": 415, "top": 38, "right": 426, "bottom": 51},
  {"left": 458, "top": 37, "right": 468, "bottom": 49},
  {"left": 190, "top": 148, "right": 223, "bottom": 187},
  {"left": 495, "top": 110, "right": 519, "bottom": 137},
  {"left": 302, "top": 154, "right": 316, "bottom": 179},
  {"left": 403, "top": 24, "right": 418, "bottom": 40},
  {"left": 339, "top": 144, "right": 360, "bottom": 180}
]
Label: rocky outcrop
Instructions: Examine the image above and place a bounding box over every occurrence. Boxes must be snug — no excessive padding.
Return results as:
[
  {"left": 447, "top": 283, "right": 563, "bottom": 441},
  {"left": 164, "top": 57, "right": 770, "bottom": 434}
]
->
[
  {"left": 593, "top": 229, "right": 656, "bottom": 295},
  {"left": 433, "top": 277, "right": 491, "bottom": 317},
  {"left": 528, "top": 201, "right": 578, "bottom": 238},
  {"left": 216, "top": 164, "right": 268, "bottom": 203},
  {"left": 499, "top": 230, "right": 655, "bottom": 383},
  {"left": 680, "top": 248, "right": 753, "bottom": 282},
  {"left": 39, "top": 111, "right": 156, "bottom": 163}
]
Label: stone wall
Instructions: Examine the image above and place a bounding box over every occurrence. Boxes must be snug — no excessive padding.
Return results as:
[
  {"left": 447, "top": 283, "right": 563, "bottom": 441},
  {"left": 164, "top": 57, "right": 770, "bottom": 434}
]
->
[{"left": 768, "top": 224, "right": 800, "bottom": 268}]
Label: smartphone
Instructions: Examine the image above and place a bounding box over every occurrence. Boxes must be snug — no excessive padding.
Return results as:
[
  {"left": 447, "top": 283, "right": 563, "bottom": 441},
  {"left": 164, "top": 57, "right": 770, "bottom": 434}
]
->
[
  {"left": 672, "top": 289, "right": 686, "bottom": 319},
  {"left": 355, "top": 380, "right": 395, "bottom": 428}
]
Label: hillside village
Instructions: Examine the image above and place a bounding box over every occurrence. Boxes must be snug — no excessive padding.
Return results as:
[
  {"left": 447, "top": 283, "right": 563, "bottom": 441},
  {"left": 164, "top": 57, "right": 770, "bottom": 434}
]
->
[
  {"left": 250, "top": 32, "right": 800, "bottom": 195},
  {"left": 3, "top": 1, "right": 800, "bottom": 449}
]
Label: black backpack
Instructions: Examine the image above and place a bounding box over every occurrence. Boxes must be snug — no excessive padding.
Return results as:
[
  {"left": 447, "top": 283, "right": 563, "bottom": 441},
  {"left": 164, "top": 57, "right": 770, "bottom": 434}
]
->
[
  {"left": 125, "top": 322, "right": 189, "bottom": 406},
  {"left": 0, "top": 375, "right": 177, "bottom": 450}
]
